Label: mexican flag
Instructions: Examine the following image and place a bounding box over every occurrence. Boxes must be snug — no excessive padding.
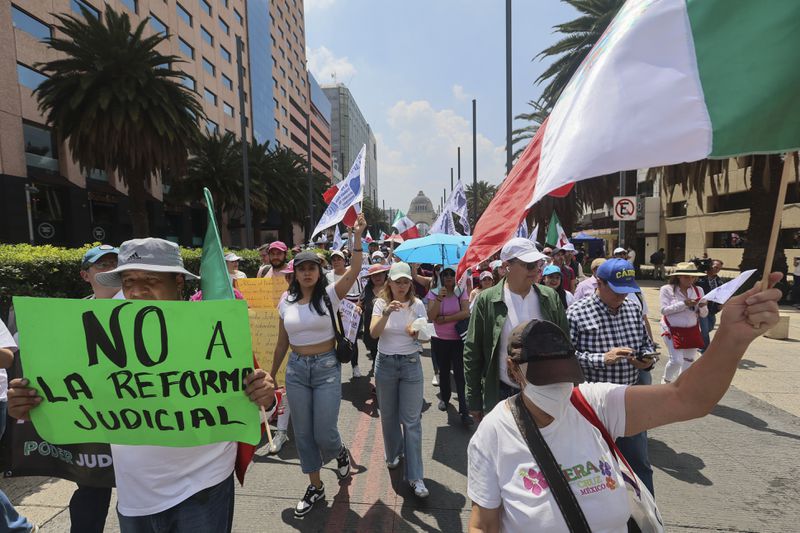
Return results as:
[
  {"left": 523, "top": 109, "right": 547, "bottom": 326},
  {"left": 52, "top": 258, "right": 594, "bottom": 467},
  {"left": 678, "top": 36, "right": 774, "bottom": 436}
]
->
[
  {"left": 458, "top": 0, "right": 800, "bottom": 279},
  {"left": 392, "top": 210, "right": 420, "bottom": 240},
  {"left": 546, "top": 213, "right": 570, "bottom": 248}
]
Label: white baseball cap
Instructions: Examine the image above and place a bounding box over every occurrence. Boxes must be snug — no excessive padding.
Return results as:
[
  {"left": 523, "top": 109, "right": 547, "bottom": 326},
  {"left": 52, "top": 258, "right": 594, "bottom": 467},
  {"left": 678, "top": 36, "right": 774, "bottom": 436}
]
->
[
  {"left": 330, "top": 250, "right": 345, "bottom": 260},
  {"left": 559, "top": 243, "right": 576, "bottom": 253},
  {"left": 371, "top": 251, "right": 385, "bottom": 259},
  {"left": 224, "top": 252, "right": 243, "bottom": 262},
  {"left": 388, "top": 262, "right": 413, "bottom": 281},
  {"left": 500, "top": 238, "right": 547, "bottom": 264},
  {"left": 613, "top": 247, "right": 627, "bottom": 256}
]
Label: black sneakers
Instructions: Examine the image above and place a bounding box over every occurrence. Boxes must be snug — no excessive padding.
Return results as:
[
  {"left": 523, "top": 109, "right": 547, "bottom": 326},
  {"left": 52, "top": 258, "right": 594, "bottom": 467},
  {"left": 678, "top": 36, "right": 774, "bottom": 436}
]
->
[
  {"left": 336, "top": 446, "right": 352, "bottom": 480},
  {"left": 294, "top": 483, "right": 325, "bottom": 518}
]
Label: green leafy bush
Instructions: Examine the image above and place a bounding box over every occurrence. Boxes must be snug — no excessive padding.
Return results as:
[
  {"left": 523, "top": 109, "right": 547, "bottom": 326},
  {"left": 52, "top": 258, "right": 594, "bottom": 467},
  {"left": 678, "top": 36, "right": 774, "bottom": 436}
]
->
[{"left": 0, "top": 243, "right": 265, "bottom": 316}]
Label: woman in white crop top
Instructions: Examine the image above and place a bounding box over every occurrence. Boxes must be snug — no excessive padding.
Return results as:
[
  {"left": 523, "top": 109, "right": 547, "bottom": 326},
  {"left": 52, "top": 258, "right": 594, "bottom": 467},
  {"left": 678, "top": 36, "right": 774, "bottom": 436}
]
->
[
  {"left": 370, "top": 261, "right": 430, "bottom": 499},
  {"left": 270, "top": 214, "right": 366, "bottom": 519}
]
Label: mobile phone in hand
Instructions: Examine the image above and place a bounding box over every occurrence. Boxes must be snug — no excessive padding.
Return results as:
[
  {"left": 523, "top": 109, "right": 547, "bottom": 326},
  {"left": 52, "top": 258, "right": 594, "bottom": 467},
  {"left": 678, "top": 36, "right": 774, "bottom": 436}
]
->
[{"left": 637, "top": 351, "right": 660, "bottom": 362}]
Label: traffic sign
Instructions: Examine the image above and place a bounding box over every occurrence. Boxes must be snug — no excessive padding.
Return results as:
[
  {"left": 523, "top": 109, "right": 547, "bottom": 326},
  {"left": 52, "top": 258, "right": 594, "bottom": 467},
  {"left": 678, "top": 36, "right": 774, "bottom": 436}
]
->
[{"left": 612, "top": 196, "right": 637, "bottom": 221}]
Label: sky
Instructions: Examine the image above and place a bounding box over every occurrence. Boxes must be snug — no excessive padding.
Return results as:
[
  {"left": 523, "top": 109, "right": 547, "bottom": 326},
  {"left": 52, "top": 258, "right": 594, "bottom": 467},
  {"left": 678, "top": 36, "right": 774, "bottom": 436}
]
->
[{"left": 304, "top": 0, "right": 577, "bottom": 213}]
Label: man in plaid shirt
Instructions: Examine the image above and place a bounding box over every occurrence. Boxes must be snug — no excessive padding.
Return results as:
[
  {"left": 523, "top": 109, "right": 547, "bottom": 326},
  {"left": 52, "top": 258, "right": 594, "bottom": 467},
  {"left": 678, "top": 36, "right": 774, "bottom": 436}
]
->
[{"left": 567, "top": 258, "right": 657, "bottom": 495}]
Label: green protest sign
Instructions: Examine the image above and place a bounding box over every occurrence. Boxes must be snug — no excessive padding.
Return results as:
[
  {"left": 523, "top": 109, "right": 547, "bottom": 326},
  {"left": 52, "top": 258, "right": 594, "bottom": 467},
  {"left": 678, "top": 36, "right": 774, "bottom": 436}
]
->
[{"left": 13, "top": 297, "right": 261, "bottom": 447}]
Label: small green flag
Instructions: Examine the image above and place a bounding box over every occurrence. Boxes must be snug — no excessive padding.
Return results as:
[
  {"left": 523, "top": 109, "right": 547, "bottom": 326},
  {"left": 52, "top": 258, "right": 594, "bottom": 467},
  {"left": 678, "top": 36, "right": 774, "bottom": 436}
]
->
[
  {"left": 200, "top": 188, "right": 235, "bottom": 300},
  {"left": 546, "top": 212, "right": 561, "bottom": 247}
]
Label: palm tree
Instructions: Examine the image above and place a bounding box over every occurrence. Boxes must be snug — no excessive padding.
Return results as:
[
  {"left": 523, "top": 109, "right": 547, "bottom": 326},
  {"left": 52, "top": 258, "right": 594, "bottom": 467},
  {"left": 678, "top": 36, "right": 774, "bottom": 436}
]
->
[
  {"left": 167, "top": 132, "right": 241, "bottom": 225},
  {"left": 35, "top": 6, "right": 203, "bottom": 236},
  {"left": 465, "top": 181, "right": 499, "bottom": 225},
  {"left": 249, "top": 143, "right": 328, "bottom": 243},
  {"left": 535, "top": 0, "right": 625, "bottom": 107}
]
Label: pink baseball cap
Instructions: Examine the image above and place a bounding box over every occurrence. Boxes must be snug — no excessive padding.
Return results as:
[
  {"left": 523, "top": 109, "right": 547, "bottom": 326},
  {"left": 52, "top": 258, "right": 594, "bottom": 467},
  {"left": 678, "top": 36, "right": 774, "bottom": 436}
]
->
[
  {"left": 279, "top": 260, "right": 294, "bottom": 274},
  {"left": 268, "top": 241, "right": 288, "bottom": 252}
]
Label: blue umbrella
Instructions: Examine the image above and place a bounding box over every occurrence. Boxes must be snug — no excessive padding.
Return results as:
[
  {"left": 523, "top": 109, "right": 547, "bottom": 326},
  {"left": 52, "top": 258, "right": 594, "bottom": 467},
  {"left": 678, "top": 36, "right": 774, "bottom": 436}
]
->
[{"left": 392, "top": 234, "right": 472, "bottom": 265}]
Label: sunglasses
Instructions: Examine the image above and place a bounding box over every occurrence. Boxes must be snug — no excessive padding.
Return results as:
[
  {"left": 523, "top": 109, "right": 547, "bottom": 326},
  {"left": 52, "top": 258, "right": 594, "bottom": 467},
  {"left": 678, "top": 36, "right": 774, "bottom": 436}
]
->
[{"left": 512, "top": 259, "right": 544, "bottom": 271}]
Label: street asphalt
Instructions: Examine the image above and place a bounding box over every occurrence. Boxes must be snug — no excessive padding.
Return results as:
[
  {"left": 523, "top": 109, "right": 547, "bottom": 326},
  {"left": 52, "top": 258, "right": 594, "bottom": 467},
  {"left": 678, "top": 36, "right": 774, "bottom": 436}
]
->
[{"left": 5, "top": 281, "right": 800, "bottom": 532}]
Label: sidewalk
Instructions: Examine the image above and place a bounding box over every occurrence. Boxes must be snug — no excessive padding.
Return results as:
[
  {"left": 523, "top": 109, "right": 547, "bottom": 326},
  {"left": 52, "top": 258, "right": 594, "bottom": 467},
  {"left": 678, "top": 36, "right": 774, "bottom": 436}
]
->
[{"left": 5, "top": 281, "right": 800, "bottom": 532}]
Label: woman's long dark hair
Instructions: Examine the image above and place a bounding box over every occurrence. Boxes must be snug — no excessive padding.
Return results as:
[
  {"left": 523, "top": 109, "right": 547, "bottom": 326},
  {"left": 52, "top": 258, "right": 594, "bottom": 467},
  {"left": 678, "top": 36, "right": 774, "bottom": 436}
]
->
[{"left": 286, "top": 264, "right": 328, "bottom": 315}]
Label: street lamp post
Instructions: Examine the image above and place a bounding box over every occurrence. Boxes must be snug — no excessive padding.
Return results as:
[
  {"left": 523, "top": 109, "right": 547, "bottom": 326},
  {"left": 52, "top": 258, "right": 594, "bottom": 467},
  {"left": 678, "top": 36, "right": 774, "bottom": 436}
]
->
[
  {"left": 505, "top": 0, "right": 513, "bottom": 176},
  {"left": 236, "top": 36, "right": 253, "bottom": 248},
  {"left": 472, "top": 99, "right": 478, "bottom": 229}
]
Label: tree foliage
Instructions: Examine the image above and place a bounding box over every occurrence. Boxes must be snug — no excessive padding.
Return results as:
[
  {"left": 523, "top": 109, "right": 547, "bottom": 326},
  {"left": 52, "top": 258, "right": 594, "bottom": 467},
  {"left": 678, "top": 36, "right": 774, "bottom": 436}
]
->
[{"left": 34, "top": 6, "right": 203, "bottom": 236}]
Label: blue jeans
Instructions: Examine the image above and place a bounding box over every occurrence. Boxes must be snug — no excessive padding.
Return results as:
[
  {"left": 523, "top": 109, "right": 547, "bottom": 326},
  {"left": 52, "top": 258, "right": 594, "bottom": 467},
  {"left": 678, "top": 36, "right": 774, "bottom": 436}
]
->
[
  {"left": 117, "top": 474, "right": 234, "bottom": 533},
  {"left": 699, "top": 313, "right": 717, "bottom": 352},
  {"left": 285, "top": 351, "right": 344, "bottom": 474},
  {"left": 615, "top": 370, "right": 654, "bottom": 496},
  {"left": 0, "top": 401, "right": 35, "bottom": 533},
  {"left": 375, "top": 352, "right": 424, "bottom": 481}
]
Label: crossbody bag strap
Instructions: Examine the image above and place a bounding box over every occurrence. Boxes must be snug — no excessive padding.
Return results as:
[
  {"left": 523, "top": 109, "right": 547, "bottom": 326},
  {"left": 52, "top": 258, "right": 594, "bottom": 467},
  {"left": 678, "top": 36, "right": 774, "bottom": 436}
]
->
[
  {"left": 509, "top": 394, "right": 592, "bottom": 533},
  {"left": 570, "top": 388, "right": 641, "bottom": 496},
  {"left": 322, "top": 293, "right": 340, "bottom": 336}
]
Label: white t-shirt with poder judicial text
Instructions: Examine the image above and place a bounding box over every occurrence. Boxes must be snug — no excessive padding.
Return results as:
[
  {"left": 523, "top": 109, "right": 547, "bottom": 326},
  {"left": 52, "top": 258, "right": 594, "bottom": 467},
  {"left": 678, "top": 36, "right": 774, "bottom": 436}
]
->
[{"left": 468, "top": 382, "right": 631, "bottom": 533}]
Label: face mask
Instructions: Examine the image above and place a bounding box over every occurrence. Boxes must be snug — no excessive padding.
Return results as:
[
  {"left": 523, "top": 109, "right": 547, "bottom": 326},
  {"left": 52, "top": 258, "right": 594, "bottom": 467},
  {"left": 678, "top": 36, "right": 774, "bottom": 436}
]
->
[{"left": 522, "top": 382, "right": 574, "bottom": 419}]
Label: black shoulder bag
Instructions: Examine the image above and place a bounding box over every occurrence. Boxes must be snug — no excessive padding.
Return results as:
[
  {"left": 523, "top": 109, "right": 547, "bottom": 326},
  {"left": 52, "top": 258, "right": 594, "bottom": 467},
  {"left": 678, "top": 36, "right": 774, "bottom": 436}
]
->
[
  {"left": 509, "top": 394, "right": 593, "bottom": 533},
  {"left": 322, "top": 293, "right": 355, "bottom": 364}
]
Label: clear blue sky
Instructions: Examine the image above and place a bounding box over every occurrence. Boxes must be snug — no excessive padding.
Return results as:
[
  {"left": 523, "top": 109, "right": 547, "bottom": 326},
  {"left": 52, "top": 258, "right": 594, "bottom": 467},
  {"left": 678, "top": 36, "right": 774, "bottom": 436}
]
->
[{"left": 305, "top": 0, "right": 577, "bottom": 213}]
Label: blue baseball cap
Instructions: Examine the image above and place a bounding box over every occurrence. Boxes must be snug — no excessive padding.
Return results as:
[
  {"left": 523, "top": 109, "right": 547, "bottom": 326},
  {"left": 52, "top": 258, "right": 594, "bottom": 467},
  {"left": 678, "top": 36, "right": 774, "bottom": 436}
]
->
[
  {"left": 596, "top": 258, "right": 640, "bottom": 294},
  {"left": 81, "top": 244, "right": 119, "bottom": 269},
  {"left": 542, "top": 265, "right": 562, "bottom": 277}
]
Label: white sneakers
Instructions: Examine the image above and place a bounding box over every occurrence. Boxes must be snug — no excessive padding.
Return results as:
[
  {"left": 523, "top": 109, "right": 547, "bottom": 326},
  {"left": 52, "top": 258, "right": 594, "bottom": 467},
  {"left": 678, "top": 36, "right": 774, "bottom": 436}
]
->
[
  {"left": 386, "top": 455, "right": 402, "bottom": 470},
  {"left": 431, "top": 373, "right": 439, "bottom": 386},
  {"left": 268, "top": 430, "right": 289, "bottom": 454},
  {"left": 410, "top": 479, "right": 429, "bottom": 498},
  {"left": 352, "top": 365, "right": 362, "bottom": 378}
]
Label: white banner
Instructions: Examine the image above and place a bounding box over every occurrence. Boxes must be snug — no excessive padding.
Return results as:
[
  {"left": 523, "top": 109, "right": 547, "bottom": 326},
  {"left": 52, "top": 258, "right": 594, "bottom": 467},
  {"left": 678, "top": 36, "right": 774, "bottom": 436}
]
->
[
  {"left": 339, "top": 299, "right": 361, "bottom": 344},
  {"left": 312, "top": 145, "right": 366, "bottom": 238}
]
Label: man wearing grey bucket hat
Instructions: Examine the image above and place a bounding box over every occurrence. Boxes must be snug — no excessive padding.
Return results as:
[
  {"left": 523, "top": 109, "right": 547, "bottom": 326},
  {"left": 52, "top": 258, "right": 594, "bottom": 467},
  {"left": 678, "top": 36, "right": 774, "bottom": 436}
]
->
[{"left": 9, "top": 237, "right": 276, "bottom": 532}]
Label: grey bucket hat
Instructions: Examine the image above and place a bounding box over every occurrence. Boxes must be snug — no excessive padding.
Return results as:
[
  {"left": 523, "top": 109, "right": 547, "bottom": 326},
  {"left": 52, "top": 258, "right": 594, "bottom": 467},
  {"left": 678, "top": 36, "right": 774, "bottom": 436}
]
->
[{"left": 95, "top": 238, "right": 199, "bottom": 287}]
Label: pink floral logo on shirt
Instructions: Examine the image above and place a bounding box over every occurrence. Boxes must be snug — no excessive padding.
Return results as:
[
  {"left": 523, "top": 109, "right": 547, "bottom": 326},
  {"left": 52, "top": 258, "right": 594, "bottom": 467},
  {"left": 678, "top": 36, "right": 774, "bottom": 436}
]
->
[{"left": 519, "top": 467, "right": 549, "bottom": 496}]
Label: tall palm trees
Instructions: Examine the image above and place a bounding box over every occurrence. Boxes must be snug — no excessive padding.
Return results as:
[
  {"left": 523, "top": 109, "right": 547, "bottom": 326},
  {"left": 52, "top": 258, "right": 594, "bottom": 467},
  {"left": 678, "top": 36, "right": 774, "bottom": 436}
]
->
[
  {"left": 465, "top": 181, "right": 498, "bottom": 224},
  {"left": 35, "top": 7, "right": 203, "bottom": 236}
]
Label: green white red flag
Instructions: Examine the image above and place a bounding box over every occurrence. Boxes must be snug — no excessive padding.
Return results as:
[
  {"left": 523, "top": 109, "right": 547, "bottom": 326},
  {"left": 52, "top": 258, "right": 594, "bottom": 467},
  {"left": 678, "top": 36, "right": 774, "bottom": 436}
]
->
[{"left": 458, "top": 0, "right": 800, "bottom": 279}]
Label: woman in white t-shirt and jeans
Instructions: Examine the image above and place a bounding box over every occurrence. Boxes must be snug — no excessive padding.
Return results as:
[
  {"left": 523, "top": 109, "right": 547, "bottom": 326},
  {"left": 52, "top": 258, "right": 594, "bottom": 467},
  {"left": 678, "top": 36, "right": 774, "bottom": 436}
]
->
[
  {"left": 468, "top": 273, "right": 783, "bottom": 532},
  {"left": 271, "top": 215, "right": 367, "bottom": 519},
  {"left": 370, "top": 262, "right": 430, "bottom": 498}
]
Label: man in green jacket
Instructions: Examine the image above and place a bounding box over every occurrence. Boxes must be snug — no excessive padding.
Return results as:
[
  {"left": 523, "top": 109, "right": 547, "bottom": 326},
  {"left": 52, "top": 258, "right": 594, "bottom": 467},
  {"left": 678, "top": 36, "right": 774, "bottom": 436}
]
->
[{"left": 464, "top": 238, "right": 568, "bottom": 422}]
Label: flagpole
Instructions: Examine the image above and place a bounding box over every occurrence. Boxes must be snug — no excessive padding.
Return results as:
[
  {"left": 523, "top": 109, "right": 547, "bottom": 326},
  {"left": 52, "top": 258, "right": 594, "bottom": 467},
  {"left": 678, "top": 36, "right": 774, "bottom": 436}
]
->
[
  {"left": 505, "top": 0, "right": 513, "bottom": 176},
  {"left": 472, "top": 99, "right": 478, "bottom": 229},
  {"left": 760, "top": 151, "right": 795, "bottom": 290}
]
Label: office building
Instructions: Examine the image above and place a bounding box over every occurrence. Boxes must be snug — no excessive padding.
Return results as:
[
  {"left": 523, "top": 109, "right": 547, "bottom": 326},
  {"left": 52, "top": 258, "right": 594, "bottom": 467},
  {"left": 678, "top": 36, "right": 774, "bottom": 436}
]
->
[
  {"left": 322, "top": 82, "right": 377, "bottom": 203},
  {"left": 1, "top": 0, "right": 332, "bottom": 247}
]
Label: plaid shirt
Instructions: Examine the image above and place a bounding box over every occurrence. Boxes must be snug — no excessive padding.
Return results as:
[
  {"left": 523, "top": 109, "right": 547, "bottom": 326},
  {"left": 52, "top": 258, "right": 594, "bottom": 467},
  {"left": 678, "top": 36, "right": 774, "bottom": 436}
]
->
[{"left": 567, "top": 294, "right": 655, "bottom": 385}]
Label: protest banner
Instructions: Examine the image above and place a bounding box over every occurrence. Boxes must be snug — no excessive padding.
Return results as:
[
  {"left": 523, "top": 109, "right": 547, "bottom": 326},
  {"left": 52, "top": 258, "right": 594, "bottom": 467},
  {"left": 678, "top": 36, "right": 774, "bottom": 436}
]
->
[
  {"left": 13, "top": 297, "right": 261, "bottom": 447},
  {"left": 236, "top": 277, "right": 288, "bottom": 309},
  {"left": 248, "top": 308, "right": 287, "bottom": 385},
  {"left": 339, "top": 299, "right": 361, "bottom": 344},
  {"left": 0, "top": 355, "right": 115, "bottom": 487}
]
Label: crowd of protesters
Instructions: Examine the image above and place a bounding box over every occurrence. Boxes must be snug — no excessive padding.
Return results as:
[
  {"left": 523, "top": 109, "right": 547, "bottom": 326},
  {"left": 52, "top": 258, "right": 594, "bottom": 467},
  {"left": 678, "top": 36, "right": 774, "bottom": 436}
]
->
[{"left": 0, "top": 220, "right": 786, "bottom": 532}]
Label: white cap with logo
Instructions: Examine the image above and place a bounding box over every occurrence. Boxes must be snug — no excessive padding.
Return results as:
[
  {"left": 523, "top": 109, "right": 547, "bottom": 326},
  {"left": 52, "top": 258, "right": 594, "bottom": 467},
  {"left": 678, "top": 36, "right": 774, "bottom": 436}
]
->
[
  {"left": 96, "top": 238, "right": 199, "bottom": 287},
  {"left": 500, "top": 238, "right": 547, "bottom": 264}
]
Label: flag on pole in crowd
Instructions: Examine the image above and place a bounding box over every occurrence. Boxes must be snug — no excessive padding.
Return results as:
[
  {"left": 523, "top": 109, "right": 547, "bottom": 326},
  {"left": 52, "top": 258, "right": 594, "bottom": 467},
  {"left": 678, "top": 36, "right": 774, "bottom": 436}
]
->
[
  {"left": 379, "top": 230, "right": 388, "bottom": 241},
  {"left": 392, "top": 210, "right": 420, "bottom": 240},
  {"left": 313, "top": 145, "right": 366, "bottom": 237},
  {"left": 200, "top": 188, "right": 234, "bottom": 300},
  {"left": 332, "top": 225, "right": 344, "bottom": 250},
  {"left": 429, "top": 207, "right": 458, "bottom": 235},
  {"left": 515, "top": 222, "right": 528, "bottom": 239},
  {"left": 450, "top": 180, "right": 471, "bottom": 235},
  {"left": 546, "top": 213, "right": 570, "bottom": 248},
  {"left": 529, "top": 223, "right": 540, "bottom": 245},
  {"left": 365, "top": 230, "right": 374, "bottom": 243},
  {"left": 457, "top": 0, "right": 800, "bottom": 280}
]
